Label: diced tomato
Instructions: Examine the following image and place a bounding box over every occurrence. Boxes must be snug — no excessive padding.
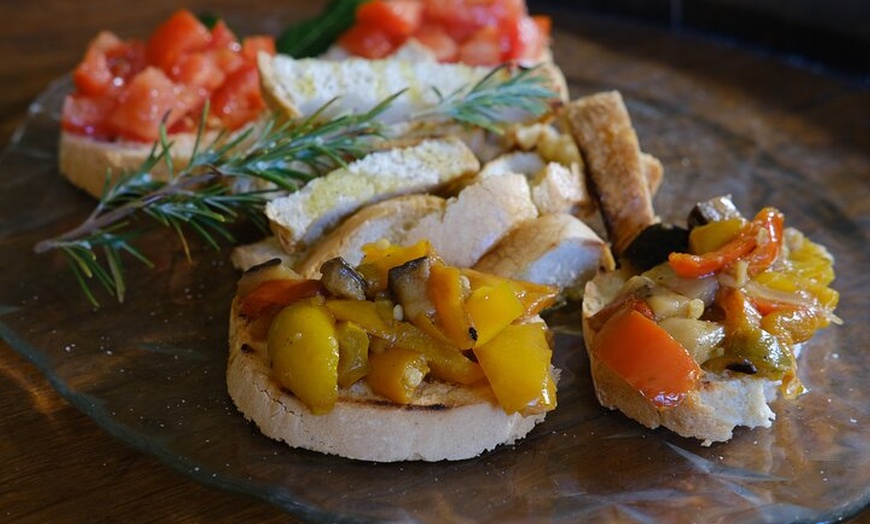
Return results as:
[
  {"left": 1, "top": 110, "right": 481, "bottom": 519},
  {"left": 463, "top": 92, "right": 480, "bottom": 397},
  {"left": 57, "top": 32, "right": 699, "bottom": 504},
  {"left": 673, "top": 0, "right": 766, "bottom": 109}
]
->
[
  {"left": 207, "top": 20, "right": 240, "bottom": 52},
  {"left": 503, "top": 15, "right": 550, "bottom": 62},
  {"left": 412, "top": 25, "right": 459, "bottom": 62},
  {"left": 73, "top": 31, "right": 122, "bottom": 96},
  {"left": 241, "top": 35, "right": 276, "bottom": 62},
  {"left": 337, "top": 0, "right": 548, "bottom": 65},
  {"left": 356, "top": 0, "right": 423, "bottom": 38},
  {"left": 422, "top": 0, "right": 525, "bottom": 42},
  {"left": 61, "top": 94, "right": 117, "bottom": 139},
  {"left": 146, "top": 9, "right": 211, "bottom": 72},
  {"left": 457, "top": 26, "right": 504, "bottom": 66},
  {"left": 64, "top": 9, "right": 272, "bottom": 142},
  {"left": 209, "top": 63, "right": 265, "bottom": 130},
  {"left": 108, "top": 67, "right": 200, "bottom": 142},
  {"left": 169, "top": 52, "right": 225, "bottom": 91},
  {"left": 337, "top": 22, "right": 398, "bottom": 59}
]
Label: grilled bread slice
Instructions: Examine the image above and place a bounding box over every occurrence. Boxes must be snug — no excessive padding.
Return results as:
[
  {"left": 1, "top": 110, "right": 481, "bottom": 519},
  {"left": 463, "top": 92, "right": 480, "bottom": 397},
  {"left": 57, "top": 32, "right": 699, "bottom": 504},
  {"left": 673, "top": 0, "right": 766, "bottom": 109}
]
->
[
  {"left": 264, "top": 137, "right": 480, "bottom": 253},
  {"left": 227, "top": 296, "right": 550, "bottom": 462}
]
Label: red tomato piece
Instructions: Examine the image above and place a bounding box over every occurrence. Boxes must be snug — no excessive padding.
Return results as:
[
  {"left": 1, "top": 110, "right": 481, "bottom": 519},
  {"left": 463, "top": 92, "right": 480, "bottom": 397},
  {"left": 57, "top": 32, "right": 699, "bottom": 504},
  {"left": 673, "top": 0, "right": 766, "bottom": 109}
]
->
[
  {"left": 108, "top": 67, "right": 200, "bottom": 142},
  {"left": 146, "top": 9, "right": 211, "bottom": 72},
  {"left": 503, "top": 14, "right": 549, "bottom": 62},
  {"left": 423, "top": 0, "right": 525, "bottom": 41},
  {"left": 338, "top": 23, "right": 398, "bottom": 59},
  {"left": 412, "top": 25, "right": 459, "bottom": 62},
  {"left": 356, "top": 0, "right": 423, "bottom": 38},
  {"left": 241, "top": 35, "right": 276, "bottom": 62},
  {"left": 209, "top": 64, "right": 265, "bottom": 130},
  {"left": 73, "top": 31, "right": 123, "bottom": 96},
  {"left": 60, "top": 94, "right": 117, "bottom": 140},
  {"left": 169, "top": 52, "right": 225, "bottom": 92},
  {"left": 458, "top": 26, "right": 504, "bottom": 66},
  {"left": 207, "top": 20, "right": 240, "bottom": 52}
]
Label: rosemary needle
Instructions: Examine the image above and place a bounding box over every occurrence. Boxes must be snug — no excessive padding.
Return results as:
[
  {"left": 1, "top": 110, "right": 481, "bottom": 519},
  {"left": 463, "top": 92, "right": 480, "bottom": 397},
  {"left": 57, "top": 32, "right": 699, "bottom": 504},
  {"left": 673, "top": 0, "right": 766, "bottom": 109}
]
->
[{"left": 36, "top": 65, "right": 558, "bottom": 305}]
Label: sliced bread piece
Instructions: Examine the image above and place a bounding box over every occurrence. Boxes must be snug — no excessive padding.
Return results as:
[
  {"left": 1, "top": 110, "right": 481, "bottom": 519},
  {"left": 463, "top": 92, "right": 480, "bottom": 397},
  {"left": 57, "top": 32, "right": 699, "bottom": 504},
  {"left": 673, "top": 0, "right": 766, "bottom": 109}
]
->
[
  {"left": 295, "top": 194, "right": 446, "bottom": 278},
  {"left": 581, "top": 270, "right": 778, "bottom": 445},
  {"left": 265, "top": 137, "right": 479, "bottom": 253},
  {"left": 565, "top": 91, "right": 659, "bottom": 256},
  {"left": 475, "top": 213, "right": 614, "bottom": 298},
  {"left": 228, "top": 303, "right": 548, "bottom": 462},
  {"left": 259, "top": 53, "right": 567, "bottom": 125},
  {"left": 402, "top": 173, "right": 538, "bottom": 268}
]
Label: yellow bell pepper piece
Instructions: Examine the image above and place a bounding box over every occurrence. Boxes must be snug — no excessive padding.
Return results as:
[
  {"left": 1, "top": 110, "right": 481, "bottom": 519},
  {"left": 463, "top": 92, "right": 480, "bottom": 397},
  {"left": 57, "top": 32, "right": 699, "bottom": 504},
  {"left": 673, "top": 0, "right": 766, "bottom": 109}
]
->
[
  {"left": 389, "top": 321, "right": 485, "bottom": 384},
  {"left": 326, "top": 298, "right": 484, "bottom": 384},
  {"left": 367, "top": 347, "right": 430, "bottom": 404},
  {"left": 325, "top": 298, "right": 395, "bottom": 335},
  {"left": 267, "top": 298, "right": 339, "bottom": 415},
  {"left": 461, "top": 268, "right": 558, "bottom": 318},
  {"left": 357, "top": 240, "right": 434, "bottom": 294},
  {"left": 473, "top": 322, "right": 556, "bottom": 415},
  {"left": 688, "top": 218, "right": 746, "bottom": 255},
  {"left": 465, "top": 281, "right": 525, "bottom": 347},
  {"left": 335, "top": 321, "right": 370, "bottom": 388}
]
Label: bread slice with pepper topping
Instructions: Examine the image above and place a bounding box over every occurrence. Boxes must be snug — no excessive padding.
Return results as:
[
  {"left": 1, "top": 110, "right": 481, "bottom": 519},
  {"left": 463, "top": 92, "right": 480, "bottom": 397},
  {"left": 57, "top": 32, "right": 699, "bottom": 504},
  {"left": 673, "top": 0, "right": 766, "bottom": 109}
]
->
[
  {"left": 228, "top": 240, "right": 560, "bottom": 462},
  {"left": 581, "top": 196, "right": 840, "bottom": 445}
]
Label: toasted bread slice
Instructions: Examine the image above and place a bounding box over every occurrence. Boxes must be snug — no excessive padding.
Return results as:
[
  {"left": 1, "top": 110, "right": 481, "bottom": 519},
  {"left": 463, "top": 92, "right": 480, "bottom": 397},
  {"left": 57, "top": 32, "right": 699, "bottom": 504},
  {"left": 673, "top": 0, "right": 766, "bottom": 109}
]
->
[
  {"left": 475, "top": 213, "right": 614, "bottom": 298},
  {"left": 296, "top": 194, "right": 445, "bottom": 278},
  {"left": 565, "top": 91, "right": 659, "bottom": 256},
  {"left": 258, "top": 53, "right": 567, "bottom": 125},
  {"left": 265, "top": 137, "right": 479, "bottom": 253},
  {"left": 58, "top": 124, "right": 262, "bottom": 199},
  {"left": 402, "top": 173, "right": 538, "bottom": 268},
  {"left": 228, "top": 297, "right": 547, "bottom": 462}
]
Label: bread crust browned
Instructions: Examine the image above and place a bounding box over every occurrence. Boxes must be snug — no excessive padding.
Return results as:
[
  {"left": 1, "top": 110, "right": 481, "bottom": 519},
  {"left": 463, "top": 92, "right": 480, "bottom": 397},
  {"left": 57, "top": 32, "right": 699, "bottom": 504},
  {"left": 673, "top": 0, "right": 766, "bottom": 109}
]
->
[{"left": 565, "top": 91, "right": 658, "bottom": 256}]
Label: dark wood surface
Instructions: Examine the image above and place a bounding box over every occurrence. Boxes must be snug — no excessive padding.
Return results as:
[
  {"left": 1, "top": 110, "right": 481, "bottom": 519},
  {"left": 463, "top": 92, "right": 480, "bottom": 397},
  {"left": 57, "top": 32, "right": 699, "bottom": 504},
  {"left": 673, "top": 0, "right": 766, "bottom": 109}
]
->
[{"left": 0, "top": 1, "right": 867, "bottom": 523}]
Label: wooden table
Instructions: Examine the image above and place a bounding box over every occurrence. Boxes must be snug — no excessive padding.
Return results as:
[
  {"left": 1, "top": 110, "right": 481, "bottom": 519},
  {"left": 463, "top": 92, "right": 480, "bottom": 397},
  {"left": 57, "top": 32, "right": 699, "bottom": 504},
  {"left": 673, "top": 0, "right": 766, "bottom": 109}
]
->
[{"left": 0, "top": 1, "right": 867, "bottom": 522}]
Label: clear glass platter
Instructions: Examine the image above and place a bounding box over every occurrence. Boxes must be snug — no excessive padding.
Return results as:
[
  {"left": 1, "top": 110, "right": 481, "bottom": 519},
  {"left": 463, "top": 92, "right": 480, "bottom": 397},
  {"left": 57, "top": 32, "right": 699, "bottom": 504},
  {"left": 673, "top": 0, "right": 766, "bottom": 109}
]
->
[{"left": 1, "top": 14, "right": 868, "bottom": 523}]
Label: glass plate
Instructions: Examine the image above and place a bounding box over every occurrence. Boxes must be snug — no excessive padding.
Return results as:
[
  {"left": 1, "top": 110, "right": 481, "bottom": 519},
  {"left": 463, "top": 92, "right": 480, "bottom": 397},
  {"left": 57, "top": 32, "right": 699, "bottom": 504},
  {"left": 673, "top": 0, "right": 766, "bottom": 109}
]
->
[{"left": 1, "top": 16, "right": 868, "bottom": 524}]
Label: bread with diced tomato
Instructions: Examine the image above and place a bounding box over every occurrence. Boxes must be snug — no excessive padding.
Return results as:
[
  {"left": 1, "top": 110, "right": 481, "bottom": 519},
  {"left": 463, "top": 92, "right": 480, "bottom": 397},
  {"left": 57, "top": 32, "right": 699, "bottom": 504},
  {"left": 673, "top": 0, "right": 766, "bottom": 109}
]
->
[{"left": 57, "top": 10, "right": 275, "bottom": 198}]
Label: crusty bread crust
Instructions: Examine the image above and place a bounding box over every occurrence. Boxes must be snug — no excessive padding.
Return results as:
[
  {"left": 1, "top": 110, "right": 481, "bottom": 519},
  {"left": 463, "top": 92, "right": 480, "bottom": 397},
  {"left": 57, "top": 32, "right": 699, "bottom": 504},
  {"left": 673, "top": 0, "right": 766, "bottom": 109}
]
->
[
  {"left": 58, "top": 131, "right": 179, "bottom": 198},
  {"left": 227, "top": 298, "right": 547, "bottom": 462},
  {"left": 58, "top": 126, "right": 256, "bottom": 199},
  {"left": 565, "top": 91, "right": 657, "bottom": 256},
  {"left": 474, "top": 213, "right": 614, "bottom": 299},
  {"left": 295, "top": 194, "right": 445, "bottom": 278},
  {"left": 582, "top": 271, "right": 777, "bottom": 445}
]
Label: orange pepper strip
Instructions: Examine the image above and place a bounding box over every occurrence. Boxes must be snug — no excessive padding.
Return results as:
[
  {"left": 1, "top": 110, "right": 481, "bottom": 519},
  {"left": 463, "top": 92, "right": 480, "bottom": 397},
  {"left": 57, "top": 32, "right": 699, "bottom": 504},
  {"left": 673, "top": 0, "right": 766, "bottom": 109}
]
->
[
  {"left": 428, "top": 264, "right": 476, "bottom": 348},
  {"left": 669, "top": 207, "right": 784, "bottom": 278},
  {"left": 744, "top": 207, "right": 784, "bottom": 275},
  {"left": 593, "top": 308, "right": 701, "bottom": 408},
  {"left": 238, "top": 279, "right": 323, "bottom": 318}
]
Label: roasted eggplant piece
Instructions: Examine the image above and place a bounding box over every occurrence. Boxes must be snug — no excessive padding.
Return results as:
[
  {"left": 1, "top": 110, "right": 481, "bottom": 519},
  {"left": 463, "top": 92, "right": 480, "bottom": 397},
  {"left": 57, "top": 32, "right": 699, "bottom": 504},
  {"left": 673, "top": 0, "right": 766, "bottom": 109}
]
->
[
  {"left": 387, "top": 256, "right": 435, "bottom": 323},
  {"left": 687, "top": 195, "right": 743, "bottom": 228},
  {"left": 621, "top": 223, "right": 689, "bottom": 272},
  {"left": 320, "top": 257, "right": 368, "bottom": 300}
]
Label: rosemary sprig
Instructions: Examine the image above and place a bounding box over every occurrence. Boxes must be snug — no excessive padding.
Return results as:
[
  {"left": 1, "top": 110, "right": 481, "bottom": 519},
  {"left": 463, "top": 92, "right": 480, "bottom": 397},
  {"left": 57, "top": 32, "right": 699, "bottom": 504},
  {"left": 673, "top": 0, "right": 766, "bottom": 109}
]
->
[
  {"left": 37, "top": 66, "right": 558, "bottom": 305},
  {"left": 419, "top": 64, "right": 559, "bottom": 133}
]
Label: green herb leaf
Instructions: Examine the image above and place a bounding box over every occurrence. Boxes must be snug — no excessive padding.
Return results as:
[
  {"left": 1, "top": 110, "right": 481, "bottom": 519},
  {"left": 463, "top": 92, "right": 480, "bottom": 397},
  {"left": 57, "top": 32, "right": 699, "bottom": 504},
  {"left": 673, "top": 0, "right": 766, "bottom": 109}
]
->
[{"left": 276, "top": 0, "right": 367, "bottom": 57}]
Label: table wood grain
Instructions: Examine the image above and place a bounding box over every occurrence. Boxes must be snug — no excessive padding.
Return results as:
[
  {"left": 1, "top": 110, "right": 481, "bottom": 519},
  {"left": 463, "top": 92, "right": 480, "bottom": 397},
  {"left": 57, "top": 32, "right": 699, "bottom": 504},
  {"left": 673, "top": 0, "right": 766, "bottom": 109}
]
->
[{"left": 0, "top": 1, "right": 867, "bottom": 522}]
